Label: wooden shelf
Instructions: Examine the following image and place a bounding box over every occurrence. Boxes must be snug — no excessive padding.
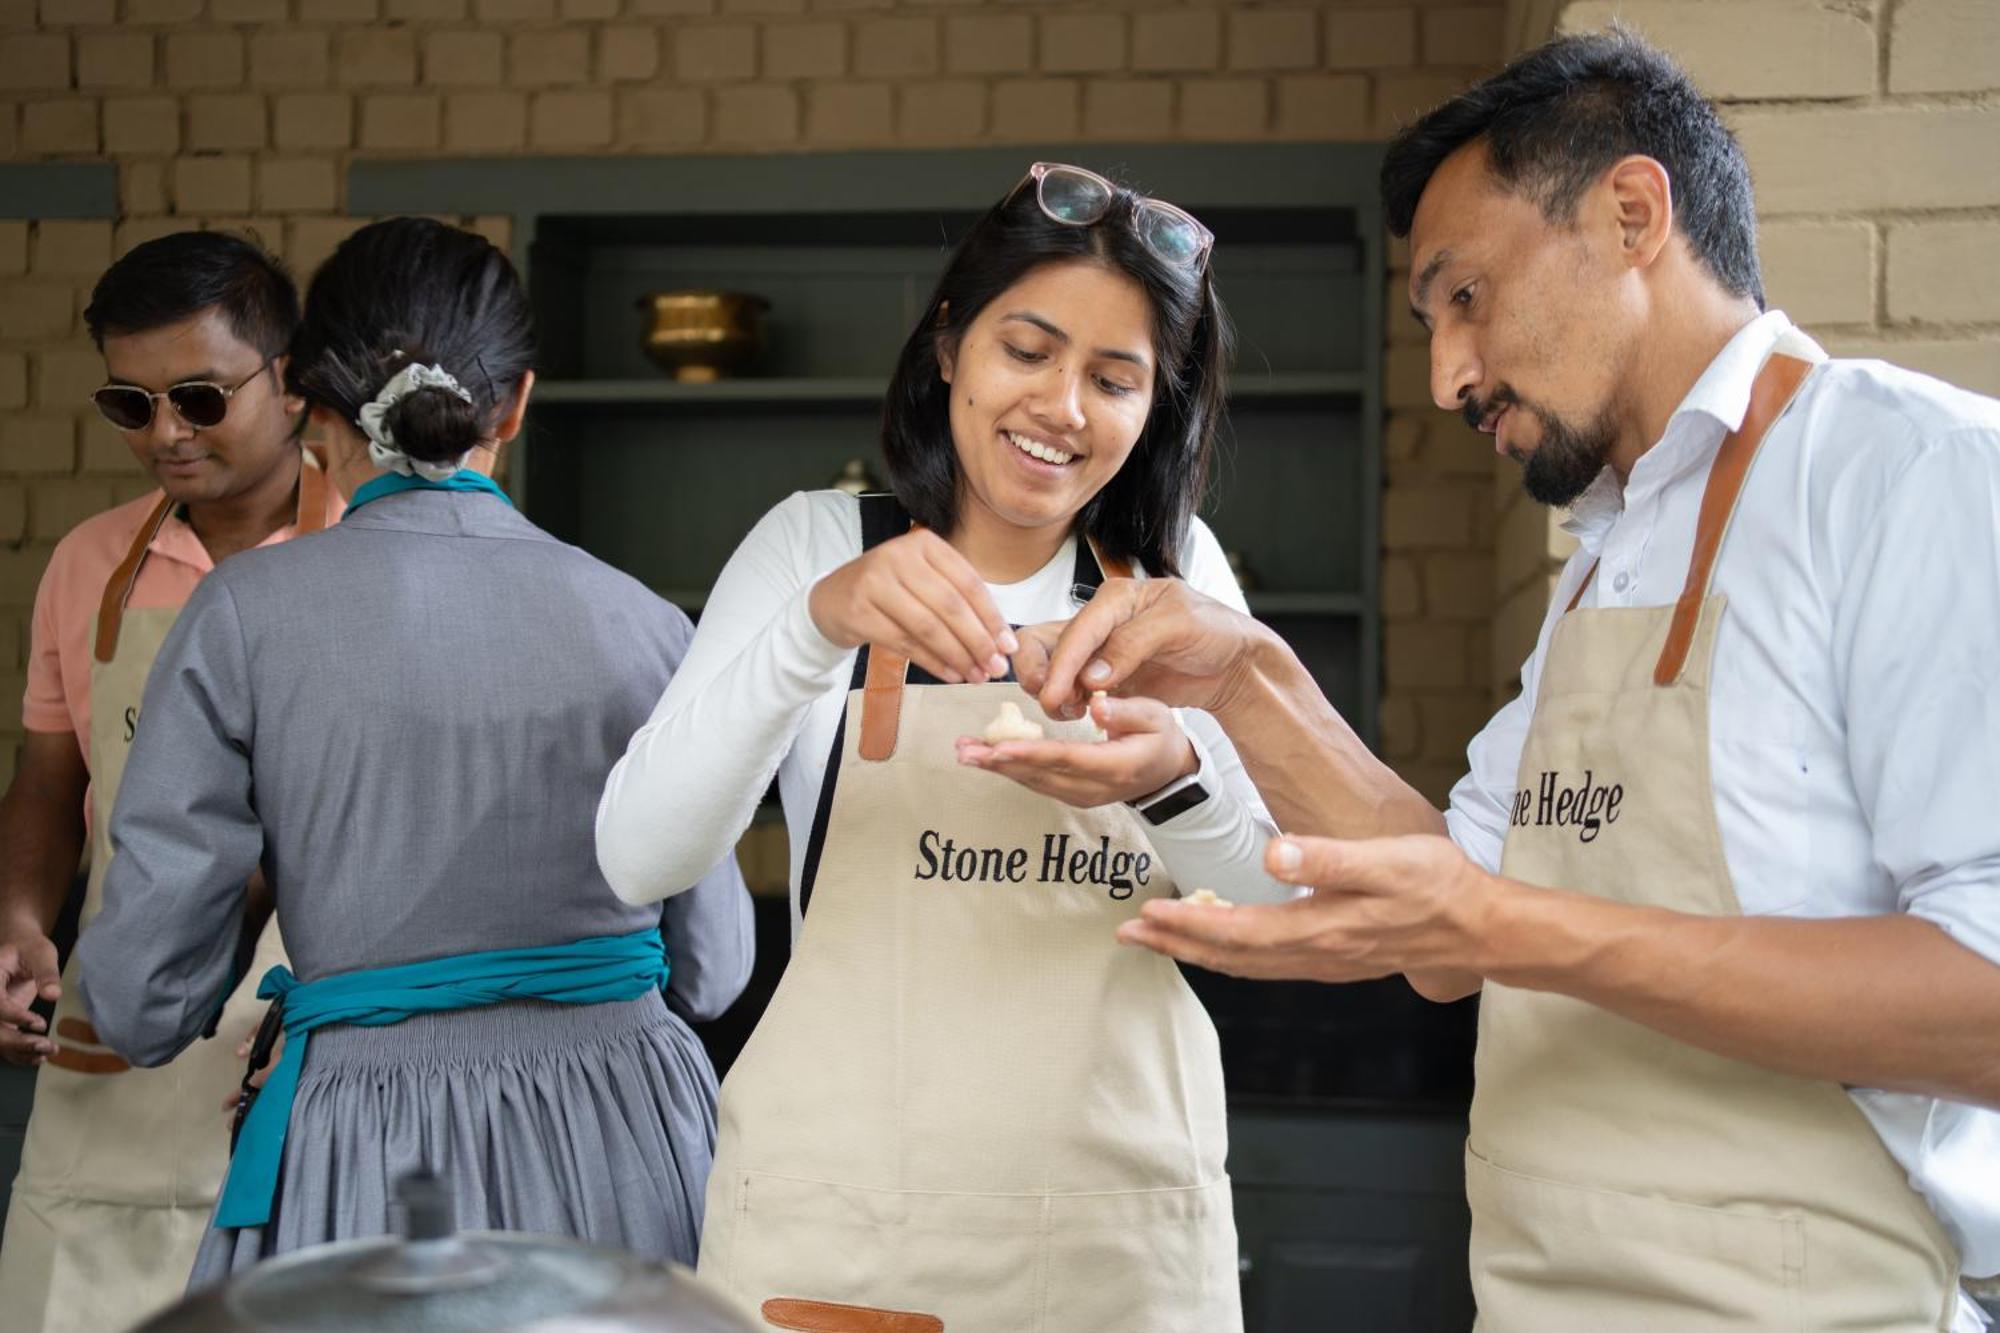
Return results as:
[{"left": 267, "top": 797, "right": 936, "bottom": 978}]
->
[{"left": 535, "top": 368, "right": 1365, "bottom": 409}]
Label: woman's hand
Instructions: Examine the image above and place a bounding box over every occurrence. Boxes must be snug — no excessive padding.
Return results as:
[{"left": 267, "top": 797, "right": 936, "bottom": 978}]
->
[
  {"left": 809, "top": 529, "right": 1017, "bottom": 684},
  {"left": 954, "top": 693, "right": 1197, "bottom": 808}
]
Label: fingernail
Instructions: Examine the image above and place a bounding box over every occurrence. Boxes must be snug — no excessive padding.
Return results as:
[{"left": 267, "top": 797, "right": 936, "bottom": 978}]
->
[
  {"left": 987, "top": 655, "right": 1008, "bottom": 676},
  {"left": 999, "top": 630, "right": 1019, "bottom": 654},
  {"left": 1084, "top": 660, "right": 1111, "bottom": 683},
  {"left": 1272, "top": 839, "right": 1301, "bottom": 874}
]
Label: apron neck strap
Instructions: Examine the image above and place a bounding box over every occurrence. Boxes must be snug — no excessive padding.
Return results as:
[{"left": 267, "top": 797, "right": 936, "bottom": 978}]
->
[
  {"left": 94, "top": 448, "right": 328, "bottom": 664},
  {"left": 1653, "top": 351, "right": 1814, "bottom": 685}
]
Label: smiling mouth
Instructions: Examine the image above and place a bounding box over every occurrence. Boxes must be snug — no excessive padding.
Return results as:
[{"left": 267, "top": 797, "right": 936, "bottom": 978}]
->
[{"left": 1005, "top": 430, "right": 1077, "bottom": 467}]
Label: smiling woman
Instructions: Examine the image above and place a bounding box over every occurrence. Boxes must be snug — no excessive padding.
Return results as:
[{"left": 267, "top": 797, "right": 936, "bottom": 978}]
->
[{"left": 596, "top": 161, "right": 1285, "bottom": 1332}]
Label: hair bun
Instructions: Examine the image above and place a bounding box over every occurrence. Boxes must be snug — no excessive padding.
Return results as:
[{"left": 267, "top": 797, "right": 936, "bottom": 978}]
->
[{"left": 381, "top": 384, "right": 483, "bottom": 465}]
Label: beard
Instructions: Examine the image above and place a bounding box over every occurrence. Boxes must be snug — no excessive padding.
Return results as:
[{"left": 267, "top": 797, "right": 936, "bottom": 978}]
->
[{"left": 1464, "top": 388, "right": 1617, "bottom": 508}]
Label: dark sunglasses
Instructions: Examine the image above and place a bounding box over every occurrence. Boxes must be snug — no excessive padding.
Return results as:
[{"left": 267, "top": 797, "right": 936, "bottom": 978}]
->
[
  {"left": 90, "top": 358, "right": 275, "bottom": 432},
  {"left": 1004, "top": 162, "right": 1215, "bottom": 272}
]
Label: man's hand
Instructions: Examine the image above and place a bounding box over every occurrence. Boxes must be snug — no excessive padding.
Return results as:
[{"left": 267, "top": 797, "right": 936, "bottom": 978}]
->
[
  {"left": 0, "top": 913, "right": 61, "bottom": 1066},
  {"left": 1115, "top": 833, "right": 1497, "bottom": 983},
  {"left": 1012, "top": 578, "right": 1276, "bottom": 721},
  {"left": 954, "top": 693, "right": 1197, "bottom": 808}
]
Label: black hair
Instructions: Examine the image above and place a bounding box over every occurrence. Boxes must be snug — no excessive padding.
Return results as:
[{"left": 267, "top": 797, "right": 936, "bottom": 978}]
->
[
  {"left": 287, "top": 218, "right": 535, "bottom": 467},
  {"left": 84, "top": 229, "right": 299, "bottom": 358},
  {"left": 1382, "top": 26, "right": 1764, "bottom": 308},
  {"left": 881, "top": 169, "right": 1232, "bottom": 577}
]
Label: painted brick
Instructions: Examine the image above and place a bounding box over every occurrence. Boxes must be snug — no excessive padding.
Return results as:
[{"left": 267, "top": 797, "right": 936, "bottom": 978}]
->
[
  {"left": 1888, "top": 220, "right": 2000, "bottom": 325},
  {"left": 389, "top": 0, "right": 467, "bottom": 15},
  {"left": 808, "top": 0, "right": 886, "bottom": 11},
  {"left": 562, "top": 0, "right": 620, "bottom": 16},
  {"left": 1178, "top": 77, "right": 1265, "bottom": 140},
  {"left": 631, "top": 0, "right": 714, "bottom": 14},
  {"left": 1227, "top": 8, "right": 1316, "bottom": 72},
  {"left": 0, "top": 223, "right": 22, "bottom": 276},
  {"left": 77, "top": 33, "right": 152, "bottom": 91},
  {"left": 114, "top": 217, "right": 183, "bottom": 257},
  {"left": 286, "top": 216, "right": 366, "bottom": 278},
  {"left": 895, "top": 77, "right": 981, "bottom": 142},
  {"left": 1733, "top": 107, "right": 2000, "bottom": 213},
  {"left": 1419, "top": 549, "right": 1491, "bottom": 624},
  {"left": 30, "top": 478, "right": 117, "bottom": 541},
  {"left": 32, "top": 345, "right": 99, "bottom": 411},
  {"left": 300, "top": 0, "right": 380, "bottom": 18},
  {"left": 359, "top": 92, "right": 441, "bottom": 149},
  {"left": 274, "top": 93, "right": 352, "bottom": 150},
  {"left": 0, "top": 353, "right": 22, "bottom": 409},
  {"left": 991, "top": 77, "right": 1077, "bottom": 141},
  {"left": 1082, "top": 78, "right": 1170, "bottom": 141},
  {"left": 1379, "top": 693, "right": 1419, "bottom": 760},
  {"left": 21, "top": 98, "right": 96, "bottom": 153},
  {"left": 424, "top": 31, "right": 503, "bottom": 87},
  {"left": 37, "top": 0, "right": 112, "bottom": 22},
  {"left": 476, "top": 0, "right": 555, "bottom": 18},
  {"left": 250, "top": 32, "right": 330, "bottom": 90},
  {"left": 1131, "top": 10, "right": 1218, "bottom": 73},
  {"left": 30, "top": 220, "right": 108, "bottom": 278},
  {"left": 1845, "top": 336, "right": 2000, "bottom": 396},
  {"left": 804, "top": 81, "right": 888, "bottom": 144},
  {"left": 1423, "top": 6, "right": 1504, "bottom": 68},
  {"left": 335, "top": 28, "right": 418, "bottom": 88},
  {"left": 1274, "top": 73, "right": 1369, "bottom": 140},
  {"left": 122, "top": 0, "right": 200, "bottom": 15},
  {"left": 1493, "top": 572, "right": 1557, "bottom": 689},
  {"left": 464, "top": 214, "right": 511, "bottom": 252},
  {"left": 0, "top": 417, "right": 73, "bottom": 474},
  {"left": 1561, "top": 1, "right": 1873, "bottom": 99},
  {"left": 1495, "top": 487, "right": 1556, "bottom": 594},
  {"left": 1375, "top": 69, "right": 1476, "bottom": 136},
  {"left": 0, "top": 103, "right": 16, "bottom": 158},
  {"left": 212, "top": 0, "right": 288, "bottom": 17},
  {"left": 946, "top": 13, "right": 1031, "bottom": 76},
  {"left": 510, "top": 29, "right": 590, "bottom": 86},
  {"left": 80, "top": 414, "right": 139, "bottom": 472},
  {"left": 0, "top": 483, "right": 20, "bottom": 543},
  {"left": 1324, "top": 8, "right": 1416, "bottom": 70},
  {"left": 1892, "top": 0, "right": 2000, "bottom": 93},
  {"left": 186, "top": 93, "right": 267, "bottom": 151},
  {"left": 854, "top": 17, "right": 937, "bottom": 78},
  {"left": 257, "top": 157, "right": 338, "bottom": 213},
  {"left": 617, "top": 86, "right": 705, "bottom": 146},
  {"left": 0, "top": 34, "right": 69, "bottom": 91},
  {"left": 171, "top": 155, "right": 252, "bottom": 214},
  {"left": 164, "top": 33, "right": 242, "bottom": 91},
  {"left": 1040, "top": 13, "right": 1123, "bottom": 75},
  {"left": 712, "top": 83, "right": 797, "bottom": 145},
  {"left": 598, "top": 26, "right": 660, "bottom": 83},
  {"left": 1384, "top": 481, "right": 1476, "bottom": 550},
  {"left": 1381, "top": 552, "right": 1421, "bottom": 619},
  {"left": 1758, "top": 220, "right": 1874, "bottom": 327},
  {"left": 723, "top": 0, "right": 804, "bottom": 12},
  {"left": 119, "top": 162, "right": 169, "bottom": 217},
  {"left": 530, "top": 89, "right": 613, "bottom": 146},
  {"left": 445, "top": 89, "right": 527, "bottom": 150},
  {"left": 1386, "top": 620, "right": 1468, "bottom": 691},
  {"left": 676, "top": 25, "right": 757, "bottom": 82},
  {"left": 1416, "top": 691, "right": 1489, "bottom": 766},
  {"left": 764, "top": 22, "right": 843, "bottom": 81}
]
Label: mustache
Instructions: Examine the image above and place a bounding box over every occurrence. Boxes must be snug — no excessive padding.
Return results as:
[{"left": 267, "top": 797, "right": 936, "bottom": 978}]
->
[{"left": 1461, "top": 386, "right": 1521, "bottom": 433}]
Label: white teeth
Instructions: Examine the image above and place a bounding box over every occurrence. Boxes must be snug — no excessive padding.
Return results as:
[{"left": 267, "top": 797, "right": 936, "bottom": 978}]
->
[{"left": 1006, "top": 431, "right": 1074, "bottom": 466}]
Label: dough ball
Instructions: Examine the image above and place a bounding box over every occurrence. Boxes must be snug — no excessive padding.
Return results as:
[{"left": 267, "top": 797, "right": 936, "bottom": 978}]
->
[
  {"left": 1184, "top": 888, "right": 1234, "bottom": 907},
  {"left": 983, "top": 700, "right": 1045, "bottom": 744}
]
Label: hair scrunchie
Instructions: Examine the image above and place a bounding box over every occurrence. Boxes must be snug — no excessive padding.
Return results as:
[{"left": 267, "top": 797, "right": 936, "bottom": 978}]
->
[{"left": 356, "top": 361, "right": 474, "bottom": 482}]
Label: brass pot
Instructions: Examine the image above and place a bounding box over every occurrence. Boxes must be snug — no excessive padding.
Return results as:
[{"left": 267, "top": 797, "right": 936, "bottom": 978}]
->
[{"left": 638, "top": 291, "right": 770, "bottom": 383}]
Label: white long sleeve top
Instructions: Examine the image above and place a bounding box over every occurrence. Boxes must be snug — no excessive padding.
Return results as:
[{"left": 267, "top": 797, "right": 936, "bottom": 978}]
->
[
  {"left": 1446, "top": 312, "right": 2000, "bottom": 1315},
  {"left": 598, "top": 489, "right": 1291, "bottom": 938}
]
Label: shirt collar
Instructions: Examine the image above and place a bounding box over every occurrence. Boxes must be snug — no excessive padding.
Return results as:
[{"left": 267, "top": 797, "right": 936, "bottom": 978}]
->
[
  {"left": 147, "top": 500, "right": 312, "bottom": 575},
  {"left": 1558, "top": 309, "right": 1801, "bottom": 555}
]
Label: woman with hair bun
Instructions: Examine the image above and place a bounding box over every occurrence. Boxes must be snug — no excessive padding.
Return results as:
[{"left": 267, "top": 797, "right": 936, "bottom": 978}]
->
[
  {"left": 598, "top": 163, "right": 1287, "bottom": 1331},
  {"left": 75, "top": 217, "right": 752, "bottom": 1283}
]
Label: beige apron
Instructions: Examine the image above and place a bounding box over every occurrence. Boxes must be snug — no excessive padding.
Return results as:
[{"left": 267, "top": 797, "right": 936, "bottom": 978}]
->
[
  {"left": 698, "top": 503, "right": 1240, "bottom": 1333},
  {"left": 1468, "top": 344, "right": 1963, "bottom": 1331},
  {"left": 0, "top": 457, "right": 326, "bottom": 1333}
]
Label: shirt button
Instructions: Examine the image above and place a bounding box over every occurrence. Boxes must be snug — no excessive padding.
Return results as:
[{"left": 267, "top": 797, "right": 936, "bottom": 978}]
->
[{"left": 1612, "top": 571, "right": 1632, "bottom": 593}]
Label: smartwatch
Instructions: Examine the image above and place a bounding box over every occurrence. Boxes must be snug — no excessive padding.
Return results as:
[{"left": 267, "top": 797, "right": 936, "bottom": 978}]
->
[{"left": 1129, "top": 772, "right": 1211, "bottom": 826}]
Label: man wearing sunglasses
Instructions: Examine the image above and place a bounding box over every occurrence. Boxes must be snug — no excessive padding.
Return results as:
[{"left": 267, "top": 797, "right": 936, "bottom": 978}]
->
[{"left": 0, "top": 231, "right": 342, "bottom": 1332}]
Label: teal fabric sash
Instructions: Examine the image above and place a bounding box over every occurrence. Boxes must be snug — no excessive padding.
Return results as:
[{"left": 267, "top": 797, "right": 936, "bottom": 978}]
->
[
  {"left": 214, "top": 928, "right": 671, "bottom": 1229},
  {"left": 345, "top": 468, "right": 515, "bottom": 515}
]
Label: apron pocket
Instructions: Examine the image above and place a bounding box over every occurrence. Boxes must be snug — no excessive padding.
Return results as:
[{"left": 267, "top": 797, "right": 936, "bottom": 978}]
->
[
  {"left": 1466, "top": 1142, "right": 1804, "bottom": 1333},
  {"left": 723, "top": 1171, "right": 1240, "bottom": 1333}
]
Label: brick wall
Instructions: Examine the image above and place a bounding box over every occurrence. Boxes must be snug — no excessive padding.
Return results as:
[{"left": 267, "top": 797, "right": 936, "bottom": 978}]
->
[
  {"left": 1488, "top": 0, "right": 2000, "bottom": 702},
  {"left": 0, "top": 0, "right": 1507, "bottom": 802}
]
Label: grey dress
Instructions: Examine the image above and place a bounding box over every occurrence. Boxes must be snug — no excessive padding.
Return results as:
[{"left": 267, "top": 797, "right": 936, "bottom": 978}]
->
[{"left": 76, "top": 488, "right": 753, "bottom": 1284}]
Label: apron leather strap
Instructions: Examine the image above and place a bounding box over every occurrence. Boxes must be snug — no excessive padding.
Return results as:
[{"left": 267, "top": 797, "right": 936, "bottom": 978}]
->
[
  {"left": 93, "top": 449, "right": 329, "bottom": 664},
  {"left": 1564, "top": 562, "right": 1597, "bottom": 614},
  {"left": 93, "top": 493, "right": 176, "bottom": 664},
  {"left": 1654, "top": 352, "right": 1813, "bottom": 686}
]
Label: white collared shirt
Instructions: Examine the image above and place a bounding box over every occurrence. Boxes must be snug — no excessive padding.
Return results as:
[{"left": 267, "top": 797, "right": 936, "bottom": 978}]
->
[{"left": 1446, "top": 311, "right": 2000, "bottom": 1308}]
